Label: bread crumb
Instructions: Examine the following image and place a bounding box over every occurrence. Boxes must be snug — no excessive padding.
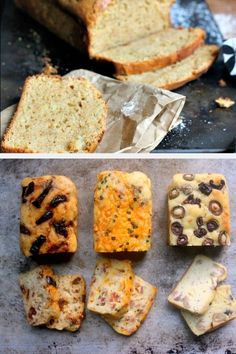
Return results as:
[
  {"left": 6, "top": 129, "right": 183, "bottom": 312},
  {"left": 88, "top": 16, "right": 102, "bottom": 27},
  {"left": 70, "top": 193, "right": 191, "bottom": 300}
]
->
[
  {"left": 42, "top": 57, "right": 58, "bottom": 75},
  {"left": 218, "top": 79, "right": 227, "bottom": 87},
  {"left": 215, "top": 97, "right": 235, "bottom": 109}
]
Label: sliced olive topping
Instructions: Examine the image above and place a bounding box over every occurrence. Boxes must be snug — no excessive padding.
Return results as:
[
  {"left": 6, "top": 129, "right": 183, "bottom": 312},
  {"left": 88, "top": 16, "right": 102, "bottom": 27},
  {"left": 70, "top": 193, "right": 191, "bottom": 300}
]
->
[
  {"left": 30, "top": 235, "right": 46, "bottom": 255},
  {"left": 20, "top": 224, "right": 31, "bottom": 235},
  {"left": 53, "top": 220, "right": 68, "bottom": 237},
  {"left": 209, "top": 200, "right": 223, "bottom": 216},
  {"left": 209, "top": 179, "right": 225, "bottom": 190},
  {"left": 218, "top": 231, "right": 229, "bottom": 246},
  {"left": 169, "top": 188, "right": 179, "bottom": 200},
  {"left": 171, "top": 206, "right": 185, "bottom": 219},
  {"left": 46, "top": 276, "right": 57, "bottom": 287},
  {"left": 198, "top": 182, "right": 212, "bottom": 196},
  {"left": 22, "top": 181, "right": 35, "bottom": 203},
  {"left": 194, "top": 228, "right": 207, "bottom": 238},
  {"left": 177, "top": 234, "right": 188, "bottom": 246},
  {"left": 183, "top": 194, "right": 201, "bottom": 207},
  {"left": 181, "top": 184, "right": 193, "bottom": 195},
  {"left": 207, "top": 220, "right": 219, "bottom": 232},
  {"left": 183, "top": 174, "right": 194, "bottom": 181},
  {"left": 202, "top": 238, "right": 214, "bottom": 246},
  {"left": 196, "top": 217, "right": 204, "bottom": 227},
  {"left": 32, "top": 180, "right": 53, "bottom": 208},
  {"left": 171, "top": 222, "right": 183, "bottom": 236},
  {"left": 36, "top": 211, "right": 53, "bottom": 225},
  {"left": 50, "top": 195, "right": 68, "bottom": 208}
]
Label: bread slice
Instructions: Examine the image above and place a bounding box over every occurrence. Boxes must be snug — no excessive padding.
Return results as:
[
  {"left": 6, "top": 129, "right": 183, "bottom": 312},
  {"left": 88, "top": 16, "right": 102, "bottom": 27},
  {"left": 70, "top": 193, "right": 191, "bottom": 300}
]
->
[
  {"left": 168, "top": 255, "right": 227, "bottom": 315},
  {"left": 94, "top": 28, "right": 206, "bottom": 75},
  {"left": 47, "top": 274, "right": 86, "bottom": 332},
  {"left": 181, "top": 285, "right": 236, "bottom": 336},
  {"left": 104, "top": 275, "right": 157, "bottom": 336},
  {"left": 1, "top": 74, "right": 107, "bottom": 153},
  {"left": 87, "top": 258, "right": 134, "bottom": 318},
  {"left": 19, "top": 266, "right": 60, "bottom": 326},
  {"left": 57, "top": 0, "right": 175, "bottom": 56},
  {"left": 116, "top": 45, "right": 219, "bottom": 90}
]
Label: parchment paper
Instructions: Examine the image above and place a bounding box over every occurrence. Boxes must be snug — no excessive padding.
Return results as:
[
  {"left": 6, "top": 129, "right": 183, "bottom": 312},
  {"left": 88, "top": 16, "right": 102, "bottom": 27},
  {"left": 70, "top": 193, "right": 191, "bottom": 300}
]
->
[
  {"left": 0, "top": 69, "right": 185, "bottom": 153},
  {"left": 0, "top": 159, "right": 235, "bottom": 354}
]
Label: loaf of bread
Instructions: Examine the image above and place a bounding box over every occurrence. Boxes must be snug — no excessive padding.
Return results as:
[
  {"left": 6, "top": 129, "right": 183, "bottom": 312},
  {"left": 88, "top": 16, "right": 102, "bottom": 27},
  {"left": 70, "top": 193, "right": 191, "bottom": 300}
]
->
[
  {"left": 168, "top": 174, "right": 231, "bottom": 246},
  {"left": 104, "top": 275, "right": 157, "bottom": 336},
  {"left": 20, "top": 175, "right": 78, "bottom": 256},
  {"left": 1, "top": 74, "right": 107, "bottom": 153},
  {"left": 47, "top": 274, "right": 86, "bottom": 332},
  {"left": 19, "top": 266, "right": 60, "bottom": 326},
  {"left": 87, "top": 258, "right": 134, "bottom": 318},
  {"left": 116, "top": 45, "right": 219, "bottom": 90},
  {"left": 95, "top": 28, "right": 205, "bottom": 75},
  {"left": 181, "top": 285, "right": 236, "bottom": 336},
  {"left": 168, "top": 255, "right": 227, "bottom": 314},
  {"left": 15, "top": 0, "right": 174, "bottom": 56},
  {"left": 94, "top": 171, "right": 152, "bottom": 252}
]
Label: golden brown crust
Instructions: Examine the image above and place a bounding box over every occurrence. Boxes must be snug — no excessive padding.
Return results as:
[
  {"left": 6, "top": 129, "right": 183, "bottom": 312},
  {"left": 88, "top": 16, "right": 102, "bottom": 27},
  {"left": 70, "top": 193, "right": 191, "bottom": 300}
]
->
[
  {"left": 1, "top": 74, "right": 107, "bottom": 153},
  {"left": 95, "top": 28, "right": 206, "bottom": 75}
]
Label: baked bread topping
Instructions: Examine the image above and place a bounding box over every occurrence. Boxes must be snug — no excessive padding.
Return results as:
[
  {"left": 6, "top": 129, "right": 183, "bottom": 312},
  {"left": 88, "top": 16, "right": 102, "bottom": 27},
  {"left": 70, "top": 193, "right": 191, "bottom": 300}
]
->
[
  {"left": 19, "top": 266, "right": 60, "bottom": 326},
  {"left": 47, "top": 274, "right": 86, "bottom": 332},
  {"left": 181, "top": 285, "right": 236, "bottom": 336},
  {"left": 168, "top": 174, "right": 230, "bottom": 246},
  {"left": 94, "top": 171, "right": 152, "bottom": 252},
  {"left": 168, "top": 255, "right": 227, "bottom": 314},
  {"left": 20, "top": 175, "right": 78, "bottom": 256},
  {"left": 104, "top": 275, "right": 157, "bottom": 336},
  {"left": 87, "top": 258, "right": 134, "bottom": 317}
]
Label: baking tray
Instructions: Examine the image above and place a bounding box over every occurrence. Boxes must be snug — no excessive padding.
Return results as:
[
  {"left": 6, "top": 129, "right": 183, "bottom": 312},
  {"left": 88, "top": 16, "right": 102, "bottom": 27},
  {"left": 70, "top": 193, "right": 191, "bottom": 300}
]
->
[
  {"left": 1, "top": 0, "right": 236, "bottom": 153},
  {"left": 0, "top": 158, "right": 236, "bottom": 354}
]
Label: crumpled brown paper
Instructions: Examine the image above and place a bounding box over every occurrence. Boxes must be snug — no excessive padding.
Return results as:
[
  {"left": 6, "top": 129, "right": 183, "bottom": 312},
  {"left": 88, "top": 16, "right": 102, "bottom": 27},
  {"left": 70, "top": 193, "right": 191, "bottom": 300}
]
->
[{"left": 1, "top": 69, "right": 185, "bottom": 153}]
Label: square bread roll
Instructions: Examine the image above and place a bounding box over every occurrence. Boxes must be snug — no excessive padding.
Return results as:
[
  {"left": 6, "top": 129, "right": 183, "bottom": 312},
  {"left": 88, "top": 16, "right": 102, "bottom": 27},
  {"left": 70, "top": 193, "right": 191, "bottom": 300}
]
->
[
  {"left": 181, "top": 285, "right": 236, "bottom": 336},
  {"left": 168, "top": 255, "right": 227, "bottom": 315},
  {"left": 104, "top": 275, "right": 157, "bottom": 336},
  {"left": 168, "top": 174, "right": 230, "bottom": 246},
  {"left": 94, "top": 171, "right": 152, "bottom": 252},
  {"left": 87, "top": 258, "right": 134, "bottom": 318},
  {"left": 20, "top": 175, "right": 78, "bottom": 257}
]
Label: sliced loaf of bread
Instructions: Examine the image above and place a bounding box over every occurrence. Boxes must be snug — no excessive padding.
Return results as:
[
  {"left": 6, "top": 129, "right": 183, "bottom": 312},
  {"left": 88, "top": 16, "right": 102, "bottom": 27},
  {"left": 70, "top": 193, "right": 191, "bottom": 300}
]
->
[
  {"left": 47, "top": 274, "right": 86, "bottom": 332},
  {"left": 94, "top": 28, "right": 206, "bottom": 74},
  {"left": 19, "top": 266, "right": 60, "bottom": 326},
  {"left": 1, "top": 74, "right": 107, "bottom": 153},
  {"left": 116, "top": 45, "right": 219, "bottom": 90}
]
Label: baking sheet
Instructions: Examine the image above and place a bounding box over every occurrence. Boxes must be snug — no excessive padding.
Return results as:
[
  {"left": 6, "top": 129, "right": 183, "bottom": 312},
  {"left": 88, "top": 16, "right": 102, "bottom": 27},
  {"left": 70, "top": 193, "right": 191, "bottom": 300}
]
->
[
  {"left": 1, "top": 0, "right": 236, "bottom": 153},
  {"left": 0, "top": 158, "right": 235, "bottom": 354}
]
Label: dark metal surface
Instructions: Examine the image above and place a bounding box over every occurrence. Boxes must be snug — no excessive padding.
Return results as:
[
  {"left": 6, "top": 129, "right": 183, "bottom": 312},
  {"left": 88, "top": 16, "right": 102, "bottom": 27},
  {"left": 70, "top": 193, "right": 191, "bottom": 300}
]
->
[
  {"left": 1, "top": 0, "right": 236, "bottom": 152},
  {"left": 0, "top": 159, "right": 236, "bottom": 354}
]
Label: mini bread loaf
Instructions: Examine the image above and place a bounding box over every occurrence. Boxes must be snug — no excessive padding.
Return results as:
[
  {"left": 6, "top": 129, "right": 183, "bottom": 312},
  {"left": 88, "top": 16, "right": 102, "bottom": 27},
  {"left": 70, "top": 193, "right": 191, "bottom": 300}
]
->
[
  {"left": 47, "top": 274, "right": 86, "bottom": 332},
  {"left": 15, "top": 0, "right": 174, "bottom": 56},
  {"left": 19, "top": 266, "right": 60, "bottom": 326},
  {"left": 95, "top": 28, "right": 206, "bottom": 75},
  {"left": 116, "top": 45, "right": 219, "bottom": 90},
  {"left": 1, "top": 75, "right": 107, "bottom": 153},
  {"left": 181, "top": 285, "right": 236, "bottom": 336},
  {"left": 87, "top": 258, "right": 134, "bottom": 318},
  {"left": 20, "top": 175, "right": 78, "bottom": 257},
  {"left": 168, "top": 255, "right": 227, "bottom": 315},
  {"left": 94, "top": 171, "right": 152, "bottom": 252},
  {"left": 168, "top": 174, "right": 231, "bottom": 246},
  {"left": 104, "top": 275, "right": 157, "bottom": 336}
]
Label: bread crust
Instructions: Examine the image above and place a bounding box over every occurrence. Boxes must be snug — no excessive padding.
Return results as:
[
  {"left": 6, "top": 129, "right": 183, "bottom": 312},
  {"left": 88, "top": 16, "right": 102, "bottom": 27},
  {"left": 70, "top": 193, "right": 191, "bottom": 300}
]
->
[
  {"left": 116, "top": 45, "right": 219, "bottom": 90},
  {"left": 95, "top": 28, "right": 206, "bottom": 75},
  {"left": 1, "top": 74, "right": 107, "bottom": 153}
]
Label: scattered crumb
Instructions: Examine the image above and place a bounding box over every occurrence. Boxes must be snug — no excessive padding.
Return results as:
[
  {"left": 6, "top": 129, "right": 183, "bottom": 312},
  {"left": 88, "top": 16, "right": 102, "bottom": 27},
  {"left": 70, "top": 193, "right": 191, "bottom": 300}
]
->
[
  {"left": 42, "top": 57, "right": 58, "bottom": 75},
  {"left": 215, "top": 97, "right": 235, "bottom": 109},
  {"left": 218, "top": 79, "right": 227, "bottom": 87}
]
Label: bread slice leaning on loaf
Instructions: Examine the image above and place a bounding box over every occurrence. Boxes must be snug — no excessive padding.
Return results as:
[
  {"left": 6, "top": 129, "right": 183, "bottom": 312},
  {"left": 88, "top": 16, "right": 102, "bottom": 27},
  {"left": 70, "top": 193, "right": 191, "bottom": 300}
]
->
[
  {"left": 116, "top": 45, "right": 219, "bottom": 90},
  {"left": 94, "top": 28, "right": 206, "bottom": 75},
  {"left": 1, "top": 74, "right": 107, "bottom": 153}
]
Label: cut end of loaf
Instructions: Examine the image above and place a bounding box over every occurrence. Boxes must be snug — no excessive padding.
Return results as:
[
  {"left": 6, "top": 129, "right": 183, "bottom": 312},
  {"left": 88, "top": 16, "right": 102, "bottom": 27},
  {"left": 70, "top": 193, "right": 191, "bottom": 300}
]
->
[{"left": 1, "top": 74, "right": 107, "bottom": 153}]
